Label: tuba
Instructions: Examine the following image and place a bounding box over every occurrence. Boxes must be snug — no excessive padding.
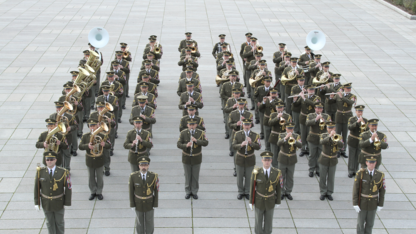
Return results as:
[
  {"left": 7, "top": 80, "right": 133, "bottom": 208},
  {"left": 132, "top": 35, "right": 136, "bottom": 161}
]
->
[
  {"left": 45, "top": 122, "right": 66, "bottom": 153},
  {"left": 89, "top": 122, "right": 109, "bottom": 157},
  {"left": 56, "top": 101, "right": 73, "bottom": 136},
  {"left": 98, "top": 103, "right": 114, "bottom": 134},
  {"left": 74, "top": 68, "right": 90, "bottom": 85},
  {"left": 86, "top": 50, "right": 102, "bottom": 72}
]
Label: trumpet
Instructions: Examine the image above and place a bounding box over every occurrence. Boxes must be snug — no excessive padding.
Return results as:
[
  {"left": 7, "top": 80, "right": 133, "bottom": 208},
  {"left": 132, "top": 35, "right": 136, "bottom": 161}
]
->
[
  {"left": 278, "top": 112, "right": 285, "bottom": 125},
  {"left": 90, "top": 122, "right": 109, "bottom": 157},
  {"left": 360, "top": 118, "right": 367, "bottom": 132},
  {"left": 288, "top": 136, "right": 296, "bottom": 151},
  {"left": 255, "top": 41, "right": 263, "bottom": 53},
  {"left": 154, "top": 42, "right": 161, "bottom": 54},
  {"left": 318, "top": 115, "right": 325, "bottom": 128},
  {"left": 45, "top": 122, "right": 66, "bottom": 153},
  {"left": 123, "top": 46, "right": 130, "bottom": 58},
  {"left": 373, "top": 131, "right": 381, "bottom": 147},
  {"left": 332, "top": 134, "right": 342, "bottom": 142},
  {"left": 190, "top": 46, "right": 197, "bottom": 53}
]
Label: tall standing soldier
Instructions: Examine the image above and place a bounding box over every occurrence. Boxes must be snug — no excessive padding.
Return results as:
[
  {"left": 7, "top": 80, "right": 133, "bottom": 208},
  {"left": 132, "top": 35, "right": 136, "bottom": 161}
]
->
[
  {"left": 320, "top": 73, "right": 343, "bottom": 121},
  {"left": 240, "top": 32, "right": 252, "bottom": 87},
  {"left": 306, "top": 102, "right": 331, "bottom": 177},
  {"left": 277, "top": 123, "right": 301, "bottom": 200},
  {"left": 233, "top": 119, "right": 261, "bottom": 200},
  {"left": 97, "top": 85, "right": 119, "bottom": 140},
  {"left": 178, "top": 82, "right": 204, "bottom": 116},
  {"left": 79, "top": 119, "right": 111, "bottom": 201},
  {"left": 347, "top": 105, "right": 368, "bottom": 178},
  {"left": 358, "top": 119, "right": 389, "bottom": 169},
  {"left": 277, "top": 52, "right": 292, "bottom": 100},
  {"left": 290, "top": 76, "right": 306, "bottom": 134},
  {"left": 34, "top": 151, "right": 72, "bottom": 234},
  {"left": 281, "top": 57, "right": 304, "bottom": 115},
  {"left": 243, "top": 37, "right": 257, "bottom": 98},
  {"left": 129, "top": 95, "right": 156, "bottom": 136},
  {"left": 248, "top": 152, "right": 282, "bottom": 234},
  {"left": 36, "top": 118, "right": 68, "bottom": 167},
  {"left": 259, "top": 88, "right": 282, "bottom": 151},
  {"left": 353, "top": 157, "right": 385, "bottom": 234},
  {"left": 129, "top": 157, "right": 159, "bottom": 234},
  {"left": 124, "top": 117, "right": 153, "bottom": 172},
  {"left": 318, "top": 121, "right": 344, "bottom": 201},
  {"left": 177, "top": 119, "right": 209, "bottom": 199},
  {"left": 298, "top": 46, "right": 314, "bottom": 85},
  {"left": 221, "top": 72, "right": 244, "bottom": 139},
  {"left": 328, "top": 82, "right": 356, "bottom": 158},
  {"left": 212, "top": 34, "right": 228, "bottom": 59},
  {"left": 268, "top": 101, "right": 292, "bottom": 168},
  {"left": 272, "top": 43, "right": 286, "bottom": 95}
]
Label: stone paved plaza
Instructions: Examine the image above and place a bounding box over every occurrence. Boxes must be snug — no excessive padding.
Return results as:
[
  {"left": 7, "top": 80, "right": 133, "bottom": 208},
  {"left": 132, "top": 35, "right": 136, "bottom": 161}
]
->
[{"left": 1, "top": 0, "right": 416, "bottom": 233}]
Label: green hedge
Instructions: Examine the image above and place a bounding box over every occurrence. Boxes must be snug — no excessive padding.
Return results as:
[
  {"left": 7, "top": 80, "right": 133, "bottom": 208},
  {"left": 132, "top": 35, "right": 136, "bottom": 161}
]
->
[{"left": 391, "top": 0, "right": 416, "bottom": 14}]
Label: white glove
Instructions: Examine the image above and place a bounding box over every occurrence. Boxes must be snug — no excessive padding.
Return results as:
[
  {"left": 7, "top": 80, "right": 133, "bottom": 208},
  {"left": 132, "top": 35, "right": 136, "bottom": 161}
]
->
[
  {"left": 249, "top": 204, "right": 253, "bottom": 211},
  {"left": 131, "top": 208, "right": 135, "bottom": 211},
  {"left": 34, "top": 205, "right": 40, "bottom": 211},
  {"left": 377, "top": 206, "right": 383, "bottom": 212},
  {"left": 353, "top": 206, "right": 361, "bottom": 213},
  {"left": 275, "top": 205, "right": 280, "bottom": 209}
]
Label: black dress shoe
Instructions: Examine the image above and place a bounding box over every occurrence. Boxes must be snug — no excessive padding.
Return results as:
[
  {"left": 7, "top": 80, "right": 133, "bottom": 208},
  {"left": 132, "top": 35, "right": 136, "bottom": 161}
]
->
[
  {"left": 122, "top": 105, "right": 126, "bottom": 109},
  {"left": 341, "top": 152, "right": 348, "bottom": 158},
  {"left": 95, "top": 93, "right": 98, "bottom": 97},
  {"left": 233, "top": 171, "right": 237, "bottom": 177},
  {"left": 185, "top": 194, "right": 191, "bottom": 199},
  {"left": 299, "top": 151, "right": 305, "bottom": 157},
  {"left": 83, "top": 119, "right": 87, "bottom": 123},
  {"left": 115, "top": 134, "right": 118, "bottom": 139},
  {"left": 229, "top": 151, "right": 234, "bottom": 157},
  {"left": 327, "top": 195, "right": 333, "bottom": 201},
  {"left": 126, "top": 95, "right": 130, "bottom": 98},
  {"left": 319, "top": 195, "right": 325, "bottom": 201},
  {"left": 250, "top": 106, "right": 255, "bottom": 110},
  {"left": 281, "top": 195, "right": 285, "bottom": 200},
  {"left": 110, "top": 150, "right": 114, "bottom": 156},
  {"left": 89, "top": 194, "right": 96, "bottom": 200},
  {"left": 260, "top": 135, "right": 264, "bottom": 140},
  {"left": 309, "top": 172, "right": 314, "bottom": 177},
  {"left": 237, "top": 194, "right": 243, "bottom": 200},
  {"left": 286, "top": 194, "right": 293, "bottom": 200},
  {"left": 105, "top": 171, "right": 110, "bottom": 176},
  {"left": 245, "top": 194, "right": 250, "bottom": 200},
  {"left": 337, "top": 152, "right": 340, "bottom": 158},
  {"left": 255, "top": 120, "right": 260, "bottom": 124},
  {"left": 72, "top": 152, "right": 77, "bottom": 156},
  {"left": 248, "top": 94, "right": 251, "bottom": 98},
  {"left": 118, "top": 119, "right": 122, "bottom": 123},
  {"left": 225, "top": 134, "right": 229, "bottom": 139},
  {"left": 192, "top": 194, "right": 198, "bottom": 200},
  {"left": 96, "top": 194, "right": 103, "bottom": 200},
  {"left": 223, "top": 120, "right": 225, "bottom": 123},
  {"left": 316, "top": 172, "right": 320, "bottom": 177},
  {"left": 348, "top": 173, "right": 353, "bottom": 178}
]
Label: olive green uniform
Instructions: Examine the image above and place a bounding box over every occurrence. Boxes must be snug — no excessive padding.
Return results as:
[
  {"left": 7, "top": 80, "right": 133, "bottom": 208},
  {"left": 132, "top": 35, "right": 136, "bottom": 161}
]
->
[
  {"left": 232, "top": 130, "right": 261, "bottom": 195},
  {"left": 134, "top": 82, "right": 158, "bottom": 98},
  {"left": 328, "top": 93, "right": 356, "bottom": 154},
  {"left": 221, "top": 81, "right": 243, "bottom": 134},
  {"left": 99, "top": 81, "right": 124, "bottom": 120},
  {"left": 143, "top": 46, "right": 162, "bottom": 60},
  {"left": 282, "top": 66, "right": 304, "bottom": 114},
  {"left": 34, "top": 166, "right": 72, "bottom": 234},
  {"left": 359, "top": 131, "right": 389, "bottom": 169},
  {"left": 308, "top": 61, "right": 321, "bottom": 83},
  {"left": 253, "top": 85, "right": 273, "bottom": 138},
  {"left": 321, "top": 83, "right": 343, "bottom": 121},
  {"left": 179, "top": 71, "right": 199, "bottom": 80},
  {"left": 138, "top": 69, "right": 160, "bottom": 85},
  {"left": 112, "top": 68, "right": 127, "bottom": 109},
  {"left": 97, "top": 95, "right": 119, "bottom": 141},
  {"left": 132, "top": 92, "right": 157, "bottom": 110},
  {"left": 129, "top": 170, "right": 159, "bottom": 234},
  {"left": 249, "top": 167, "right": 282, "bottom": 234},
  {"left": 272, "top": 51, "right": 284, "bottom": 92},
  {"left": 251, "top": 69, "right": 272, "bottom": 120},
  {"left": 178, "top": 39, "right": 198, "bottom": 52},
  {"left": 124, "top": 129, "right": 153, "bottom": 172},
  {"left": 177, "top": 129, "right": 209, "bottom": 195},
  {"left": 177, "top": 78, "right": 201, "bottom": 96},
  {"left": 79, "top": 132, "right": 111, "bottom": 194},
  {"left": 140, "top": 59, "right": 159, "bottom": 71},
  {"left": 179, "top": 115, "right": 205, "bottom": 132},
  {"left": 178, "top": 56, "right": 199, "bottom": 71},
  {"left": 268, "top": 112, "right": 292, "bottom": 168},
  {"left": 348, "top": 117, "right": 369, "bottom": 174},
  {"left": 290, "top": 85, "right": 306, "bottom": 134},
  {"left": 228, "top": 109, "right": 253, "bottom": 162},
  {"left": 129, "top": 105, "right": 156, "bottom": 134},
  {"left": 306, "top": 113, "right": 331, "bottom": 173},
  {"left": 277, "top": 133, "right": 301, "bottom": 195},
  {"left": 293, "top": 94, "right": 321, "bottom": 153},
  {"left": 277, "top": 61, "right": 290, "bottom": 100},
  {"left": 180, "top": 48, "right": 200, "bottom": 58},
  {"left": 178, "top": 91, "right": 203, "bottom": 116},
  {"left": 242, "top": 45, "right": 255, "bottom": 96},
  {"left": 298, "top": 53, "right": 313, "bottom": 85},
  {"left": 239, "top": 41, "right": 250, "bottom": 87},
  {"left": 353, "top": 169, "right": 386, "bottom": 234},
  {"left": 259, "top": 97, "right": 281, "bottom": 151},
  {"left": 318, "top": 133, "right": 344, "bottom": 195},
  {"left": 36, "top": 131, "right": 68, "bottom": 167},
  {"left": 50, "top": 113, "right": 77, "bottom": 170},
  {"left": 212, "top": 42, "right": 228, "bottom": 58}
]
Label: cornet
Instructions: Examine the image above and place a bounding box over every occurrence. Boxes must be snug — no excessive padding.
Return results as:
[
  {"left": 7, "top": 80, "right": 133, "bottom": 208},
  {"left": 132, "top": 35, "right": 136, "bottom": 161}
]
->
[{"left": 373, "top": 131, "right": 381, "bottom": 147}]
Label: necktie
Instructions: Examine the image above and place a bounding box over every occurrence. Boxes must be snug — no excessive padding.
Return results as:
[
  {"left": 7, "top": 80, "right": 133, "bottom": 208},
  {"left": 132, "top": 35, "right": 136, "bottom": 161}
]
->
[
  {"left": 106, "top": 96, "right": 109, "bottom": 102},
  {"left": 191, "top": 130, "right": 194, "bottom": 136},
  {"left": 265, "top": 171, "right": 269, "bottom": 180},
  {"left": 142, "top": 175, "right": 146, "bottom": 183},
  {"left": 370, "top": 172, "right": 373, "bottom": 179},
  {"left": 141, "top": 108, "right": 144, "bottom": 114},
  {"left": 49, "top": 169, "right": 52, "bottom": 179}
]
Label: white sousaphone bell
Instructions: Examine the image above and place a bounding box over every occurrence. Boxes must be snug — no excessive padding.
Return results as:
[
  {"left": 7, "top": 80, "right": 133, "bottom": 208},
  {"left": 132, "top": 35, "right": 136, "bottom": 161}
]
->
[
  {"left": 88, "top": 27, "right": 109, "bottom": 48},
  {"left": 306, "top": 30, "right": 326, "bottom": 51}
]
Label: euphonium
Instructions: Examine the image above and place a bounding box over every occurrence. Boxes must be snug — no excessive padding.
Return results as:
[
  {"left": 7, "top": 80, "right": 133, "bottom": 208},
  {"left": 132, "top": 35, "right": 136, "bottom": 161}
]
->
[
  {"left": 56, "top": 101, "right": 73, "bottom": 136},
  {"left": 87, "top": 50, "right": 101, "bottom": 71},
  {"left": 98, "top": 103, "right": 114, "bottom": 134},
  {"left": 89, "top": 122, "right": 109, "bottom": 157},
  {"left": 45, "top": 122, "right": 66, "bottom": 153},
  {"left": 74, "top": 68, "right": 90, "bottom": 85},
  {"left": 65, "top": 84, "right": 81, "bottom": 115}
]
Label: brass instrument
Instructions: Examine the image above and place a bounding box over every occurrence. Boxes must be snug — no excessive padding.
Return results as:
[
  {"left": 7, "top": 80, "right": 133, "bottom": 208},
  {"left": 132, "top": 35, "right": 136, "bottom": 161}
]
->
[
  {"left": 98, "top": 103, "right": 114, "bottom": 134},
  {"left": 45, "top": 122, "right": 66, "bottom": 153},
  {"left": 332, "top": 134, "right": 341, "bottom": 143},
  {"left": 227, "top": 45, "right": 233, "bottom": 59},
  {"left": 154, "top": 41, "right": 161, "bottom": 54},
  {"left": 256, "top": 41, "right": 263, "bottom": 53},
  {"left": 74, "top": 68, "right": 90, "bottom": 84},
  {"left": 279, "top": 115, "right": 286, "bottom": 125},
  {"left": 56, "top": 101, "right": 73, "bottom": 136},
  {"left": 281, "top": 67, "right": 297, "bottom": 85},
  {"left": 65, "top": 84, "right": 81, "bottom": 115},
  {"left": 87, "top": 50, "right": 102, "bottom": 72},
  {"left": 360, "top": 118, "right": 367, "bottom": 132},
  {"left": 313, "top": 71, "right": 330, "bottom": 85},
  {"left": 249, "top": 69, "right": 264, "bottom": 88},
  {"left": 373, "top": 131, "right": 381, "bottom": 147},
  {"left": 89, "top": 122, "right": 109, "bottom": 157},
  {"left": 288, "top": 136, "right": 296, "bottom": 151},
  {"left": 109, "top": 84, "right": 120, "bottom": 96},
  {"left": 190, "top": 46, "right": 197, "bottom": 53},
  {"left": 123, "top": 46, "right": 130, "bottom": 58},
  {"left": 318, "top": 115, "right": 325, "bottom": 128}
]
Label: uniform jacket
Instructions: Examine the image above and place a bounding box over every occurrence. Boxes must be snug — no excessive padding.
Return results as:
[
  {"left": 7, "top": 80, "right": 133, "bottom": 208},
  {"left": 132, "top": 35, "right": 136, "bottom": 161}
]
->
[
  {"left": 132, "top": 92, "right": 157, "bottom": 110},
  {"left": 177, "top": 128, "right": 209, "bottom": 165},
  {"left": 268, "top": 112, "right": 292, "bottom": 143},
  {"left": 179, "top": 115, "right": 205, "bottom": 132},
  {"left": 232, "top": 130, "right": 261, "bottom": 167},
  {"left": 249, "top": 167, "right": 282, "bottom": 210},
  {"left": 212, "top": 42, "right": 228, "bottom": 57},
  {"left": 220, "top": 81, "right": 244, "bottom": 100},
  {"left": 123, "top": 129, "right": 153, "bottom": 164},
  {"left": 36, "top": 131, "right": 67, "bottom": 166},
  {"left": 178, "top": 91, "right": 203, "bottom": 116},
  {"left": 99, "top": 80, "right": 123, "bottom": 100},
  {"left": 358, "top": 131, "right": 388, "bottom": 166},
  {"left": 178, "top": 39, "right": 198, "bottom": 52},
  {"left": 97, "top": 95, "right": 119, "bottom": 113},
  {"left": 143, "top": 46, "right": 162, "bottom": 60},
  {"left": 177, "top": 78, "right": 201, "bottom": 96},
  {"left": 328, "top": 93, "right": 356, "bottom": 124},
  {"left": 228, "top": 109, "right": 253, "bottom": 132},
  {"left": 224, "top": 97, "right": 239, "bottom": 114},
  {"left": 306, "top": 113, "right": 331, "bottom": 145},
  {"left": 347, "top": 116, "right": 369, "bottom": 148},
  {"left": 282, "top": 66, "right": 304, "bottom": 94},
  {"left": 140, "top": 59, "right": 159, "bottom": 71},
  {"left": 298, "top": 53, "right": 314, "bottom": 67},
  {"left": 129, "top": 106, "right": 156, "bottom": 131},
  {"left": 79, "top": 132, "right": 111, "bottom": 168},
  {"left": 293, "top": 94, "right": 321, "bottom": 124},
  {"left": 138, "top": 69, "right": 160, "bottom": 85},
  {"left": 290, "top": 85, "right": 306, "bottom": 113},
  {"left": 34, "top": 166, "right": 71, "bottom": 211},
  {"left": 179, "top": 72, "right": 199, "bottom": 80},
  {"left": 259, "top": 97, "right": 282, "bottom": 127},
  {"left": 134, "top": 82, "right": 158, "bottom": 97},
  {"left": 111, "top": 59, "right": 130, "bottom": 75},
  {"left": 242, "top": 46, "right": 255, "bottom": 69},
  {"left": 180, "top": 48, "right": 201, "bottom": 58},
  {"left": 129, "top": 171, "right": 159, "bottom": 212},
  {"left": 353, "top": 169, "right": 386, "bottom": 210},
  {"left": 272, "top": 51, "right": 284, "bottom": 67},
  {"left": 178, "top": 56, "right": 198, "bottom": 71},
  {"left": 90, "top": 111, "right": 116, "bottom": 129},
  {"left": 318, "top": 133, "right": 344, "bottom": 167},
  {"left": 277, "top": 132, "right": 301, "bottom": 165},
  {"left": 50, "top": 112, "right": 76, "bottom": 146}
]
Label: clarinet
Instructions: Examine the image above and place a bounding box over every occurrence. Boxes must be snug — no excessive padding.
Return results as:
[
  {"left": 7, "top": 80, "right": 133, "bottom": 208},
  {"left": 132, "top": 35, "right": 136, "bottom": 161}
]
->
[
  {"left": 245, "top": 131, "right": 249, "bottom": 154},
  {"left": 134, "top": 129, "right": 139, "bottom": 153},
  {"left": 190, "top": 130, "right": 193, "bottom": 157}
]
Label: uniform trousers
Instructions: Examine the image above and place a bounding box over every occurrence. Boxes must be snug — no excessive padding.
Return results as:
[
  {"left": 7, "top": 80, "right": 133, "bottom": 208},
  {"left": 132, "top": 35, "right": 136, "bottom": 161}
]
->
[
  {"left": 255, "top": 207, "right": 275, "bottom": 234},
  {"left": 278, "top": 163, "right": 295, "bottom": 195},
  {"left": 357, "top": 209, "right": 377, "bottom": 234},
  {"left": 263, "top": 124, "right": 271, "bottom": 151},
  {"left": 336, "top": 123, "right": 348, "bottom": 153},
  {"left": 71, "top": 129, "right": 78, "bottom": 153},
  {"left": 135, "top": 209, "right": 154, "bottom": 234},
  {"left": 236, "top": 164, "right": 254, "bottom": 195},
  {"left": 44, "top": 208, "right": 65, "bottom": 234},
  {"left": 348, "top": 145, "right": 360, "bottom": 174},
  {"left": 88, "top": 166, "right": 104, "bottom": 194},
  {"left": 125, "top": 73, "right": 130, "bottom": 97},
  {"left": 244, "top": 69, "right": 251, "bottom": 95},
  {"left": 77, "top": 110, "right": 84, "bottom": 135},
  {"left": 259, "top": 112, "right": 264, "bottom": 137},
  {"left": 183, "top": 163, "right": 201, "bottom": 195},
  {"left": 95, "top": 69, "right": 101, "bottom": 96},
  {"left": 82, "top": 95, "right": 91, "bottom": 120},
  {"left": 62, "top": 148, "right": 71, "bottom": 170},
  {"left": 319, "top": 163, "right": 336, "bottom": 195},
  {"left": 292, "top": 111, "right": 300, "bottom": 134},
  {"left": 300, "top": 123, "right": 310, "bottom": 153},
  {"left": 130, "top": 163, "right": 140, "bottom": 173},
  {"left": 270, "top": 143, "right": 280, "bottom": 169},
  {"left": 308, "top": 142, "right": 321, "bottom": 173},
  {"left": 104, "top": 149, "right": 111, "bottom": 172}
]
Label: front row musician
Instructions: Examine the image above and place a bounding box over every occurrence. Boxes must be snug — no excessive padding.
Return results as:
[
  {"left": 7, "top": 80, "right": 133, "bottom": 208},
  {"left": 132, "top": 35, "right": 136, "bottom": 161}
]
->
[
  {"left": 353, "top": 157, "right": 385, "bottom": 234},
  {"left": 347, "top": 105, "right": 368, "bottom": 178},
  {"left": 34, "top": 151, "right": 72, "bottom": 234},
  {"left": 249, "top": 152, "right": 282, "bottom": 234},
  {"left": 129, "top": 157, "right": 159, "bottom": 234}
]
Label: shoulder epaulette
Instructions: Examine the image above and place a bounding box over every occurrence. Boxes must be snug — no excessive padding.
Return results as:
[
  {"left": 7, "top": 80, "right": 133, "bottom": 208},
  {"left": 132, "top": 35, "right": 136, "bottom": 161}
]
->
[{"left": 130, "top": 171, "right": 140, "bottom": 175}]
